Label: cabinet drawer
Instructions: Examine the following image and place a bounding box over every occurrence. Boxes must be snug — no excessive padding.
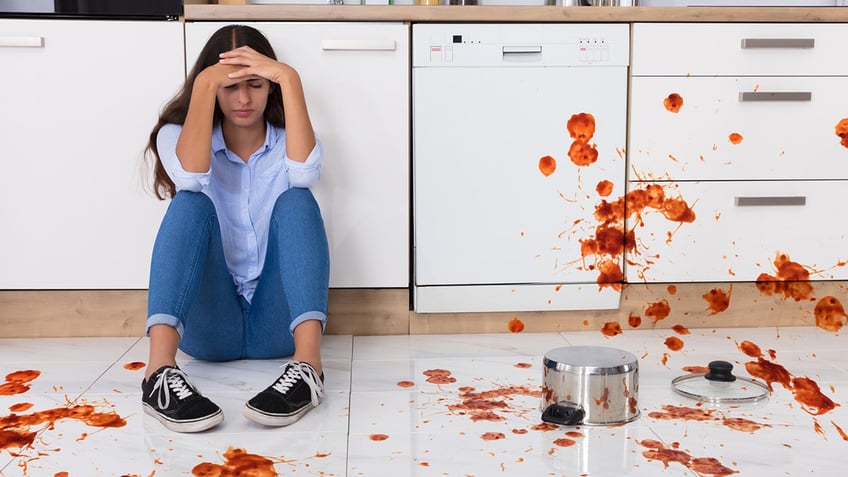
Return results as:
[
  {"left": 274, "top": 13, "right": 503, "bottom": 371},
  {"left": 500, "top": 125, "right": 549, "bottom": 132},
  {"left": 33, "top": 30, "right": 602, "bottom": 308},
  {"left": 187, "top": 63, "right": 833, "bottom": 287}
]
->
[
  {"left": 629, "top": 76, "right": 848, "bottom": 181},
  {"left": 632, "top": 23, "right": 848, "bottom": 76},
  {"left": 623, "top": 180, "right": 848, "bottom": 283}
]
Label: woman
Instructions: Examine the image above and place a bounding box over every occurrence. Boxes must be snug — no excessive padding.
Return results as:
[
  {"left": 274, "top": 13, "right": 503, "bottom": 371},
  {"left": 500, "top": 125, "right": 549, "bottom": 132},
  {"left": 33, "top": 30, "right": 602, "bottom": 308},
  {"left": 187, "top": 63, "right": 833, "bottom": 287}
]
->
[{"left": 142, "top": 25, "right": 329, "bottom": 433}]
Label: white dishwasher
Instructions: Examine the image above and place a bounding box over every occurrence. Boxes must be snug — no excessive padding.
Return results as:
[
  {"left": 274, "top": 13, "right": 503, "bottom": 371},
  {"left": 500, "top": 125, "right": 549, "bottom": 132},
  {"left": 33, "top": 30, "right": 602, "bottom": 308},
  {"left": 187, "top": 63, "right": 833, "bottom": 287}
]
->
[{"left": 413, "top": 23, "right": 629, "bottom": 313}]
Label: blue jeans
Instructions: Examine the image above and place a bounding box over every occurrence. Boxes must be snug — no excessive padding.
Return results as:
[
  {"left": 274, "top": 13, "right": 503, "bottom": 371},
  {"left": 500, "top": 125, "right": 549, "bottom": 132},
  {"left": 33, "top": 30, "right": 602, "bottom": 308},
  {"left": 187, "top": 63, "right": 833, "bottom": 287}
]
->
[{"left": 146, "top": 188, "right": 329, "bottom": 361}]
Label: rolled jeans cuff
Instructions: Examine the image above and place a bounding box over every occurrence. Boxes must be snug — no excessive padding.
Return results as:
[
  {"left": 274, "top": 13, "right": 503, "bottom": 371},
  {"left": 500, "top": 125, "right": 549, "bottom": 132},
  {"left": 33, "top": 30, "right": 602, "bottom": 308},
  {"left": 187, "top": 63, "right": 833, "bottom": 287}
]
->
[
  {"left": 290, "top": 311, "right": 327, "bottom": 335},
  {"left": 146, "top": 313, "right": 185, "bottom": 338}
]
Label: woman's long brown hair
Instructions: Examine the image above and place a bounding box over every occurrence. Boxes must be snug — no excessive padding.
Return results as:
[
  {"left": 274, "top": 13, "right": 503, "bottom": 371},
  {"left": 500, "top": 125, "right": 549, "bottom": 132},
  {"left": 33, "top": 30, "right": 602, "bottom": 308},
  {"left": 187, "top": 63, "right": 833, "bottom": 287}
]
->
[{"left": 144, "top": 25, "right": 285, "bottom": 199}]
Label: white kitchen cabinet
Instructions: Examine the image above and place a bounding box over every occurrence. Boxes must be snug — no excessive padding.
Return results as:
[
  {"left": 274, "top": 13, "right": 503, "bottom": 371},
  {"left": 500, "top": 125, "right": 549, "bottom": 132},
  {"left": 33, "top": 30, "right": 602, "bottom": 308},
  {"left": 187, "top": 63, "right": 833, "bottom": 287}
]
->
[
  {"left": 628, "top": 23, "right": 848, "bottom": 283},
  {"left": 0, "top": 19, "right": 183, "bottom": 289},
  {"left": 185, "top": 22, "right": 409, "bottom": 288}
]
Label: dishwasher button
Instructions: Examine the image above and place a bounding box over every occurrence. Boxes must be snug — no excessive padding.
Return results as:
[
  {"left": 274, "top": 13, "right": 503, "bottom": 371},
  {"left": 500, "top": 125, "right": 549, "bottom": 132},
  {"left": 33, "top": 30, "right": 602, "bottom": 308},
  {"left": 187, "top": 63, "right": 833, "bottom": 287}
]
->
[
  {"left": 444, "top": 46, "right": 454, "bottom": 62},
  {"left": 430, "top": 45, "right": 442, "bottom": 63}
]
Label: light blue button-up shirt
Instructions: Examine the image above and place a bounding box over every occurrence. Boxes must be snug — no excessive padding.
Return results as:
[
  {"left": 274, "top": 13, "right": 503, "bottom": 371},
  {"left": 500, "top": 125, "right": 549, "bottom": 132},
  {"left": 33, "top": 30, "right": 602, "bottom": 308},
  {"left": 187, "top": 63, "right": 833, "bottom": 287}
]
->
[{"left": 157, "top": 122, "right": 322, "bottom": 302}]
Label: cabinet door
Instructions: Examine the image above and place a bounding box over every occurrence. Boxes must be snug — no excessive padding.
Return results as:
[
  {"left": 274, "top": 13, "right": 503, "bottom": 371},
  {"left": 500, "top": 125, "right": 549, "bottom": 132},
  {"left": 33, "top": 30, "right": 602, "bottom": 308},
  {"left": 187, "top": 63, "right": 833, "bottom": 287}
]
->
[
  {"left": 629, "top": 76, "right": 848, "bottom": 181},
  {"left": 0, "top": 20, "right": 183, "bottom": 289},
  {"left": 185, "top": 22, "right": 409, "bottom": 288},
  {"left": 624, "top": 180, "right": 848, "bottom": 283}
]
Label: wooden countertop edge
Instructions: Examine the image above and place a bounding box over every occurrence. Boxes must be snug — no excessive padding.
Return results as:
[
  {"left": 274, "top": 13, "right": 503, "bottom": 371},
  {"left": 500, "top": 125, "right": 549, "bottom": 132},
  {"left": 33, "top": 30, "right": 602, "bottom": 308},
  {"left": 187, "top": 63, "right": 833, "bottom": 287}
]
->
[{"left": 184, "top": 5, "right": 848, "bottom": 22}]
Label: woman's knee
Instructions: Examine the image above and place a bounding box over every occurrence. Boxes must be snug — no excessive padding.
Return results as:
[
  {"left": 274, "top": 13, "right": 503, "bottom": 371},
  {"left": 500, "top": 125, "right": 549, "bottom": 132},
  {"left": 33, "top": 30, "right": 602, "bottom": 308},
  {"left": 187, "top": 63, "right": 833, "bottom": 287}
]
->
[{"left": 273, "top": 187, "right": 318, "bottom": 213}]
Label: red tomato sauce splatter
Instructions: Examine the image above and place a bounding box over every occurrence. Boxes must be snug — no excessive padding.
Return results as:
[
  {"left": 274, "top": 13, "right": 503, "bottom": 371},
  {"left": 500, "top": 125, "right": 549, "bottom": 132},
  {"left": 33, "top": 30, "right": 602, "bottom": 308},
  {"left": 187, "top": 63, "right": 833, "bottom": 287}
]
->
[
  {"left": 553, "top": 438, "right": 577, "bottom": 447},
  {"left": 792, "top": 377, "right": 840, "bottom": 416},
  {"left": 508, "top": 318, "right": 525, "bottom": 333},
  {"left": 538, "top": 155, "right": 557, "bottom": 177},
  {"left": 192, "top": 447, "right": 278, "bottom": 477},
  {"left": 639, "top": 439, "right": 738, "bottom": 476},
  {"left": 567, "top": 113, "right": 599, "bottom": 167},
  {"left": 664, "top": 336, "right": 684, "bottom": 351},
  {"left": 682, "top": 366, "right": 710, "bottom": 374},
  {"left": 671, "top": 324, "right": 690, "bottom": 335},
  {"left": 628, "top": 313, "right": 642, "bottom": 328},
  {"left": 423, "top": 369, "right": 456, "bottom": 385},
  {"left": 663, "top": 93, "right": 684, "bottom": 113},
  {"left": 833, "top": 422, "right": 848, "bottom": 441},
  {"left": 481, "top": 432, "right": 506, "bottom": 441},
  {"left": 396, "top": 380, "right": 415, "bottom": 388},
  {"left": 703, "top": 286, "right": 732, "bottom": 315},
  {"left": 370, "top": 434, "right": 389, "bottom": 441},
  {"left": 740, "top": 340, "right": 840, "bottom": 415},
  {"left": 728, "top": 132, "right": 744, "bottom": 144},
  {"left": 1, "top": 400, "right": 126, "bottom": 453},
  {"left": 813, "top": 296, "right": 847, "bottom": 333},
  {"left": 755, "top": 252, "right": 814, "bottom": 302},
  {"left": 645, "top": 299, "right": 671, "bottom": 323},
  {"left": 9, "top": 403, "right": 33, "bottom": 413},
  {"left": 0, "top": 370, "right": 41, "bottom": 396},
  {"left": 123, "top": 362, "right": 146, "bottom": 371},
  {"left": 667, "top": 285, "right": 677, "bottom": 295},
  {"left": 835, "top": 118, "right": 848, "bottom": 148},
  {"left": 596, "top": 180, "right": 614, "bottom": 197},
  {"left": 512, "top": 428, "right": 528, "bottom": 434},
  {"left": 514, "top": 362, "right": 532, "bottom": 369},
  {"left": 601, "top": 321, "right": 623, "bottom": 337},
  {"left": 449, "top": 385, "right": 541, "bottom": 423}
]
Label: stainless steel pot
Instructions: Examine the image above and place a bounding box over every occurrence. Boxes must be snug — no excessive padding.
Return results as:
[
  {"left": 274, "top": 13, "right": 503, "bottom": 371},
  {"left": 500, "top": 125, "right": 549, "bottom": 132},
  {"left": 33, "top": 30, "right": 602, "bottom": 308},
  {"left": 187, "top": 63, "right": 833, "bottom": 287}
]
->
[{"left": 541, "top": 346, "right": 640, "bottom": 426}]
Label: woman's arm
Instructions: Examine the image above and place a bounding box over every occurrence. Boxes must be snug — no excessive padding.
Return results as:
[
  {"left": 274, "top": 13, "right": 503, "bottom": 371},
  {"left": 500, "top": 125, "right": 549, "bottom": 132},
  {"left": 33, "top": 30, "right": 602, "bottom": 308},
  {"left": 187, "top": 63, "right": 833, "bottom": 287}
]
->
[
  {"left": 219, "top": 46, "right": 316, "bottom": 163},
  {"left": 176, "top": 63, "right": 243, "bottom": 172}
]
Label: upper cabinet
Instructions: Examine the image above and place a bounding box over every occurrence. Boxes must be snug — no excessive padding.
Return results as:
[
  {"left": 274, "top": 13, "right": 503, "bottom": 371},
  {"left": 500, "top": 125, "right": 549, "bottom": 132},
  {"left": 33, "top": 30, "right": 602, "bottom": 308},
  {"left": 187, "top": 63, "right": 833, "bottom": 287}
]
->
[
  {"left": 0, "top": 19, "right": 183, "bottom": 289},
  {"left": 185, "top": 22, "right": 410, "bottom": 288},
  {"left": 627, "top": 23, "right": 848, "bottom": 283}
]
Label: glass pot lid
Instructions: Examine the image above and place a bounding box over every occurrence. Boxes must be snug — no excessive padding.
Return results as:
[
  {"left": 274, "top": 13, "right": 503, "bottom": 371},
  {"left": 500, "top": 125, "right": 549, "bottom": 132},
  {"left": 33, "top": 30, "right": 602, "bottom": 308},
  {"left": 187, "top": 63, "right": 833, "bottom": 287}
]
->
[{"left": 672, "top": 360, "right": 769, "bottom": 404}]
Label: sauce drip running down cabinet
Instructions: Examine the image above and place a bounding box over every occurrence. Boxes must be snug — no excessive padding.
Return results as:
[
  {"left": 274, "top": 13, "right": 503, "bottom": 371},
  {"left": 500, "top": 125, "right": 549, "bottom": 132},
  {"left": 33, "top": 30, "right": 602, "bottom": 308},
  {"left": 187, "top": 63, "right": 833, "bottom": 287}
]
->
[{"left": 412, "top": 24, "right": 630, "bottom": 313}]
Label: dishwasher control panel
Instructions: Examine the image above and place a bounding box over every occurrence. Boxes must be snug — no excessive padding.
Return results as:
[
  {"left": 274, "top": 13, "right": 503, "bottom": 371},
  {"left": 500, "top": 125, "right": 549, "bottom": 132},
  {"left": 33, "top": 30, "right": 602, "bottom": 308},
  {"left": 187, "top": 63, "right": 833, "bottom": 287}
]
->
[{"left": 413, "top": 23, "right": 629, "bottom": 68}]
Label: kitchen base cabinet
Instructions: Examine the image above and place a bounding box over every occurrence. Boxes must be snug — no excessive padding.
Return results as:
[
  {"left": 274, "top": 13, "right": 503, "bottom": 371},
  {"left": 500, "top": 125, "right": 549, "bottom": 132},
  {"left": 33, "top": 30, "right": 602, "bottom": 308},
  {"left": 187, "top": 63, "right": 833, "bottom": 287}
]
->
[
  {"left": 185, "top": 22, "right": 409, "bottom": 288},
  {"left": 628, "top": 22, "right": 848, "bottom": 285},
  {"left": 0, "top": 19, "right": 184, "bottom": 289}
]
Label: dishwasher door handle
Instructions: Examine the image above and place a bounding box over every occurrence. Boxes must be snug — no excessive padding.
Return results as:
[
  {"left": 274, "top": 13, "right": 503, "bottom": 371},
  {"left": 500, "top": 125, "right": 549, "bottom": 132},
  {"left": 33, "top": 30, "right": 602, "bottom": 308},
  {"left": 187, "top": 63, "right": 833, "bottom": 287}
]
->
[{"left": 502, "top": 45, "right": 542, "bottom": 61}]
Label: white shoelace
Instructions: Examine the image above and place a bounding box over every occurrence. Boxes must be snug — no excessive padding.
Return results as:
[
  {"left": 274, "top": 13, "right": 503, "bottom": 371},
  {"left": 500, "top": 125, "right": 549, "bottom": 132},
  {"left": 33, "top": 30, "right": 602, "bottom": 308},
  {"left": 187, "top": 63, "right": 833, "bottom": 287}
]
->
[
  {"left": 272, "top": 361, "right": 324, "bottom": 406},
  {"left": 150, "top": 367, "right": 195, "bottom": 410}
]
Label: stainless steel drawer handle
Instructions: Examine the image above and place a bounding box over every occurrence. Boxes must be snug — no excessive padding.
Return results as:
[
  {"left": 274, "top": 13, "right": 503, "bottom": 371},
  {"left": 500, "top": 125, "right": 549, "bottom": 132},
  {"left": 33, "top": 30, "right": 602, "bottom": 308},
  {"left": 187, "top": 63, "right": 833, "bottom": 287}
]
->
[
  {"left": 0, "top": 36, "right": 45, "bottom": 48},
  {"left": 740, "top": 38, "right": 815, "bottom": 49},
  {"left": 735, "top": 196, "right": 807, "bottom": 207},
  {"left": 739, "top": 92, "right": 812, "bottom": 102},
  {"left": 503, "top": 46, "right": 543, "bottom": 55},
  {"left": 321, "top": 39, "right": 396, "bottom": 51}
]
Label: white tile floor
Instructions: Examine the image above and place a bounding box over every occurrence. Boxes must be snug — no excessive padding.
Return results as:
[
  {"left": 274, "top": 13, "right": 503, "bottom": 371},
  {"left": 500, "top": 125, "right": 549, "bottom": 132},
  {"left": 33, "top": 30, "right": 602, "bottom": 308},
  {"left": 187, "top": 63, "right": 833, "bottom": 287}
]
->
[{"left": 1, "top": 326, "right": 846, "bottom": 476}]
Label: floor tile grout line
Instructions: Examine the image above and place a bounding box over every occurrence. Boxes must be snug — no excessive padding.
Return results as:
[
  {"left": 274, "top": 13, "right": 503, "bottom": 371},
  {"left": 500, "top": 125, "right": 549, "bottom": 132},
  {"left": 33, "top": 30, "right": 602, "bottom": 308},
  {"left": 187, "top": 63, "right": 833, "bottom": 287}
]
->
[{"left": 343, "top": 335, "right": 355, "bottom": 477}]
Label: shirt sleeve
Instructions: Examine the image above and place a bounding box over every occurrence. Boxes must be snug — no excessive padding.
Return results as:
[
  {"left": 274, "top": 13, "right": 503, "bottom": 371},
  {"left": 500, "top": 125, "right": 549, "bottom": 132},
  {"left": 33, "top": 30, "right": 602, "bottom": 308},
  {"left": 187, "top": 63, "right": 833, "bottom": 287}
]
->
[
  {"left": 286, "top": 136, "right": 323, "bottom": 188},
  {"left": 156, "top": 123, "right": 211, "bottom": 193}
]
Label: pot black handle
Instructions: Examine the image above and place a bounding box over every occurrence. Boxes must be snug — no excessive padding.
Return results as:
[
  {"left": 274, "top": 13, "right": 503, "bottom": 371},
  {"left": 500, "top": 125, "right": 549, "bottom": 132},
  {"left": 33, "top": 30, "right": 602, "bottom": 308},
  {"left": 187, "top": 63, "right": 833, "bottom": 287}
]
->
[
  {"left": 542, "top": 402, "right": 585, "bottom": 426},
  {"left": 705, "top": 360, "right": 737, "bottom": 382}
]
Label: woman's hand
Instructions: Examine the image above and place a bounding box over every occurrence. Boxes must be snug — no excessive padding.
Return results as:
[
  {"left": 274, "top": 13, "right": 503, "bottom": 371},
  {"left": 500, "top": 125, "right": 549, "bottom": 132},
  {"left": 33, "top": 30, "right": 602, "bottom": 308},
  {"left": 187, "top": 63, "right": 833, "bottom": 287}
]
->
[{"left": 217, "top": 46, "right": 296, "bottom": 86}]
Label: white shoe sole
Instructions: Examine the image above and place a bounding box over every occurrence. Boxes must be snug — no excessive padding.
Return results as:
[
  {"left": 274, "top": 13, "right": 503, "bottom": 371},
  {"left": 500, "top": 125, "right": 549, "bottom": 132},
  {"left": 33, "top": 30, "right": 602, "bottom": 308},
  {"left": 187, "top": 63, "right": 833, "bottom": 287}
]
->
[
  {"left": 243, "top": 401, "right": 318, "bottom": 427},
  {"left": 143, "top": 403, "right": 224, "bottom": 433}
]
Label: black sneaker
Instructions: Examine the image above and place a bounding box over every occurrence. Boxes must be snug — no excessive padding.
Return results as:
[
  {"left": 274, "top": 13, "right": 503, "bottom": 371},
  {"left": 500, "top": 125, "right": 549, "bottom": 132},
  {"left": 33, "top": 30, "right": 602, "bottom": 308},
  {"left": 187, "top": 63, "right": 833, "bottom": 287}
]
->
[
  {"left": 141, "top": 365, "right": 224, "bottom": 433},
  {"left": 243, "top": 361, "right": 325, "bottom": 427}
]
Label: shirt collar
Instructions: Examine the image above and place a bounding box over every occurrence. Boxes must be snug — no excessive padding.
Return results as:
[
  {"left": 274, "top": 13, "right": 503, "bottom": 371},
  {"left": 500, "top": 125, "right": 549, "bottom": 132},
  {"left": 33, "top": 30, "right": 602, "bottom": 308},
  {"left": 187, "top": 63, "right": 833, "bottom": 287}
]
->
[{"left": 211, "top": 121, "right": 276, "bottom": 159}]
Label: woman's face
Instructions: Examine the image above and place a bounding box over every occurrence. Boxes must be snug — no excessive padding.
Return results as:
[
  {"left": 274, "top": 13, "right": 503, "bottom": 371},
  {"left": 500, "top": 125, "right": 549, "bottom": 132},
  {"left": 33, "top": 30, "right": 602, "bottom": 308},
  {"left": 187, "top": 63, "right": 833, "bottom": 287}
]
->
[{"left": 216, "top": 78, "right": 271, "bottom": 129}]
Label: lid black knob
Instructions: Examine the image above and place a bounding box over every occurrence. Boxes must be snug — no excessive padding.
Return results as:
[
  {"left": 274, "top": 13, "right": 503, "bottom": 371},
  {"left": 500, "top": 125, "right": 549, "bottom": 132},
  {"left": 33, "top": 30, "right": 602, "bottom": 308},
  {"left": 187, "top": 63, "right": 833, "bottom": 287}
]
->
[{"left": 705, "top": 360, "right": 736, "bottom": 382}]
